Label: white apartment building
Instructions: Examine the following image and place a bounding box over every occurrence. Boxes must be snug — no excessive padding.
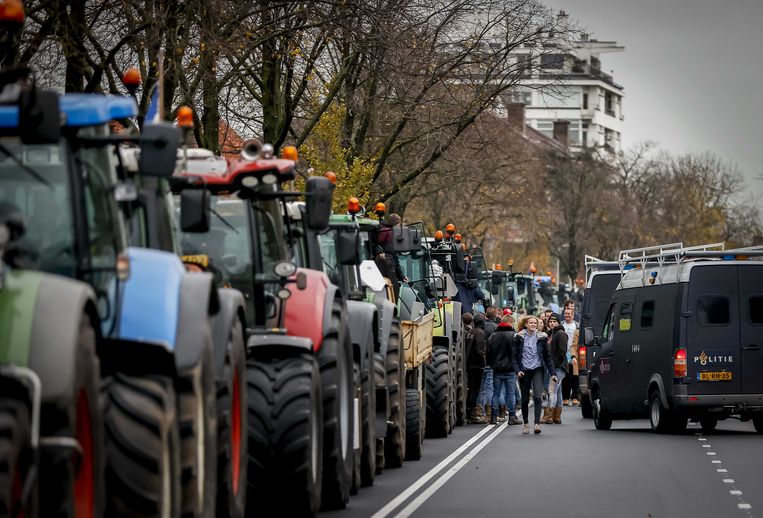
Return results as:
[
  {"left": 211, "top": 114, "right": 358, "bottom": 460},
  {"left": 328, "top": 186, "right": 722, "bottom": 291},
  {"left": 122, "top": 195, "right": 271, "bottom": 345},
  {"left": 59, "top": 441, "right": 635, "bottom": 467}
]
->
[{"left": 502, "top": 11, "right": 625, "bottom": 152}]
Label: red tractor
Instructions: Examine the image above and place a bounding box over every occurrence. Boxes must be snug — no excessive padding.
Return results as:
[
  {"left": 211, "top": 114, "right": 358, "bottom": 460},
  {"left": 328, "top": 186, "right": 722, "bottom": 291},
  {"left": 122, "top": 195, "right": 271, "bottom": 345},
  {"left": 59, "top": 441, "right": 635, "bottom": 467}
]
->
[{"left": 175, "top": 141, "right": 353, "bottom": 515}]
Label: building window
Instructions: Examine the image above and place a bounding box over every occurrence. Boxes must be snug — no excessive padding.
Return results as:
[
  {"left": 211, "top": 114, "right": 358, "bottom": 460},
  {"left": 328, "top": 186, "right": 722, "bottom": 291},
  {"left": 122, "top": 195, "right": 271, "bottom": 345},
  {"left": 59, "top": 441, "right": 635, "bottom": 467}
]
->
[
  {"left": 540, "top": 54, "right": 564, "bottom": 70},
  {"left": 582, "top": 93, "right": 588, "bottom": 110},
  {"left": 605, "top": 91, "right": 614, "bottom": 116}
]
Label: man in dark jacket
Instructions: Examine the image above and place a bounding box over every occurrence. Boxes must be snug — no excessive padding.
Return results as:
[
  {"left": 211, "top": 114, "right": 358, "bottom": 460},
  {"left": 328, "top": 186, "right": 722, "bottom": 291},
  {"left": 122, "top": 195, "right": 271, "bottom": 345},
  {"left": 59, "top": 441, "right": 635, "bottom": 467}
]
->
[
  {"left": 487, "top": 315, "right": 519, "bottom": 424},
  {"left": 465, "top": 313, "right": 488, "bottom": 424},
  {"left": 483, "top": 306, "right": 498, "bottom": 339}
]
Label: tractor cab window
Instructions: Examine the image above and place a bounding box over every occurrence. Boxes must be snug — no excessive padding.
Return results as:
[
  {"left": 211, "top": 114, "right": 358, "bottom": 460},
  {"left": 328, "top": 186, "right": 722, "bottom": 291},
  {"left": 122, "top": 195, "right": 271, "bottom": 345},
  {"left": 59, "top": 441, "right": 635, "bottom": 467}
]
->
[
  {"left": 252, "top": 198, "right": 288, "bottom": 273},
  {"left": 318, "top": 229, "right": 342, "bottom": 286},
  {"left": 0, "top": 140, "right": 76, "bottom": 277}
]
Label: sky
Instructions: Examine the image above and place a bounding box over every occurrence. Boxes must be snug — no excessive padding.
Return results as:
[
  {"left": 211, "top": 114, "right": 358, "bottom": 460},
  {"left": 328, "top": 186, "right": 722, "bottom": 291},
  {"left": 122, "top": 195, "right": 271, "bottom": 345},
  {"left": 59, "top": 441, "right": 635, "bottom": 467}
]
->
[{"left": 541, "top": 0, "right": 763, "bottom": 198}]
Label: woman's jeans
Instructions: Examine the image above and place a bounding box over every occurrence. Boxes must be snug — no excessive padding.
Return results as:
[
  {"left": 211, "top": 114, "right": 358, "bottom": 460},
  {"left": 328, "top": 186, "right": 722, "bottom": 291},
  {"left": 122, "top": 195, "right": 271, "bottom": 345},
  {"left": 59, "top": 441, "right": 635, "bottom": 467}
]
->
[
  {"left": 548, "top": 368, "right": 566, "bottom": 408},
  {"left": 479, "top": 367, "right": 493, "bottom": 407},
  {"left": 520, "top": 367, "right": 545, "bottom": 425},
  {"left": 491, "top": 372, "right": 517, "bottom": 415}
]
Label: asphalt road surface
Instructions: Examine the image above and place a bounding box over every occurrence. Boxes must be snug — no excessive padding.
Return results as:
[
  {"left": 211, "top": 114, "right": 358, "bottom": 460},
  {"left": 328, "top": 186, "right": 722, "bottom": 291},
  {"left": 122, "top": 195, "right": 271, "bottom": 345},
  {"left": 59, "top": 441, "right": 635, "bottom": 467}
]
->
[{"left": 324, "top": 408, "right": 763, "bottom": 518}]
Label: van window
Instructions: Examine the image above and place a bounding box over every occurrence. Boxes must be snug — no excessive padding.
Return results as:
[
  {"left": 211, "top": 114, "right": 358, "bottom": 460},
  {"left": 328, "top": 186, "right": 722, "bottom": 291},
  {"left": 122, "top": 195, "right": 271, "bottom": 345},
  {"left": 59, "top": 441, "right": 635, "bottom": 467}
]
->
[
  {"left": 697, "top": 295, "right": 730, "bottom": 326},
  {"left": 601, "top": 304, "right": 615, "bottom": 341},
  {"left": 618, "top": 302, "right": 633, "bottom": 332},
  {"left": 640, "top": 300, "right": 655, "bottom": 328},
  {"left": 750, "top": 296, "right": 763, "bottom": 325}
]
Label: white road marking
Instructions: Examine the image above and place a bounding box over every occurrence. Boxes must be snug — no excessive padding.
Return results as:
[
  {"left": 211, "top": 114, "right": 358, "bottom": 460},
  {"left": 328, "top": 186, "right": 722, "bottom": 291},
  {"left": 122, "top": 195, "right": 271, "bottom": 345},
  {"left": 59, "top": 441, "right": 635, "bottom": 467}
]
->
[
  {"left": 370, "top": 425, "right": 494, "bottom": 518},
  {"left": 393, "top": 424, "right": 507, "bottom": 517},
  {"left": 712, "top": 460, "right": 722, "bottom": 464},
  {"left": 717, "top": 468, "right": 728, "bottom": 473},
  {"left": 731, "top": 490, "right": 743, "bottom": 496},
  {"left": 707, "top": 452, "right": 717, "bottom": 455},
  {"left": 723, "top": 479, "right": 735, "bottom": 484},
  {"left": 739, "top": 504, "right": 752, "bottom": 510},
  {"left": 702, "top": 444, "right": 711, "bottom": 448},
  {"left": 698, "top": 437, "right": 707, "bottom": 441}
]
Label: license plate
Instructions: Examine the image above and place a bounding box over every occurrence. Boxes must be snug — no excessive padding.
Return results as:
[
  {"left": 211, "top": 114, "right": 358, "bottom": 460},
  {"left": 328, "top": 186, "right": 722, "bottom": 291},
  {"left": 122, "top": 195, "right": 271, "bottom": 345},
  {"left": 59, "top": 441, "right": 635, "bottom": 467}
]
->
[{"left": 699, "top": 371, "right": 732, "bottom": 381}]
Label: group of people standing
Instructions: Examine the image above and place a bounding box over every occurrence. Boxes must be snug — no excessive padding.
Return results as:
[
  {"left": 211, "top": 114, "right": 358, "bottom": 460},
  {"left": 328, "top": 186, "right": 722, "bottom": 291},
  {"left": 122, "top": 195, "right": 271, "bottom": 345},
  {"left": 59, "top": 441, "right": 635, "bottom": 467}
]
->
[{"left": 463, "top": 300, "right": 580, "bottom": 435}]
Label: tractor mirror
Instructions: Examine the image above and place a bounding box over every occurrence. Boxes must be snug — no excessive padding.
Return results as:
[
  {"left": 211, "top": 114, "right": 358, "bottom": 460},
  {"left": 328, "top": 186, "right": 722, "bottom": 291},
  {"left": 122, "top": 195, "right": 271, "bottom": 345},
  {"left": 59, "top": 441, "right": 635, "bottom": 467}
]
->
[
  {"left": 19, "top": 88, "right": 61, "bottom": 144},
  {"left": 180, "top": 189, "right": 210, "bottom": 233},
  {"left": 584, "top": 327, "right": 595, "bottom": 346},
  {"left": 336, "top": 231, "right": 360, "bottom": 265},
  {"left": 491, "top": 270, "right": 503, "bottom": 286},
  {"left": 139, "top": 123, "right": 181, "bottom": 177},
  {"left": 490, "top": 283, "right": 500, "bottom": 296},
  {"left": 391, "top": 226, "right": 421, "bottom": 253},
  {"left": 507, "top": 285, "right": 515, "bottom": 301},
  {"left": 305, "top": 176, "right": 333, "bottom": 231}
]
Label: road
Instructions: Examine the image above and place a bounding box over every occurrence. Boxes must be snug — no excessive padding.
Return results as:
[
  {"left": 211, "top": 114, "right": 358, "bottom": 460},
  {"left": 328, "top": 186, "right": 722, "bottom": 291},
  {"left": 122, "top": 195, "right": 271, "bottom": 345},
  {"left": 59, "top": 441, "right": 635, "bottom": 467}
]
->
[{"left": 325, "top": 408, "right": 763, "bottom": 518}]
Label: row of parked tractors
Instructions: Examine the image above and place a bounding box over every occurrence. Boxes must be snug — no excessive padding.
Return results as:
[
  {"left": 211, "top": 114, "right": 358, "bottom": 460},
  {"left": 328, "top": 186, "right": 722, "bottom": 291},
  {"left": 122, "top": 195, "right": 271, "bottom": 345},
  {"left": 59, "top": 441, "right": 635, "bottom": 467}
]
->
[{"left": 0, "top": 69, "right": 486, "bottom": 517}]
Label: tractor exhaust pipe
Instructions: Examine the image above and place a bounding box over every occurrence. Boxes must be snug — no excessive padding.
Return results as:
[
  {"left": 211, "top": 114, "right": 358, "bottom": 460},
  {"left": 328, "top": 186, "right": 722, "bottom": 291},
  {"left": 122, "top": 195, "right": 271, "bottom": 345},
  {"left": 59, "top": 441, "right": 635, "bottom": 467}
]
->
[{"left": 241, "top": 139, "right": 262, "bottom": 160}]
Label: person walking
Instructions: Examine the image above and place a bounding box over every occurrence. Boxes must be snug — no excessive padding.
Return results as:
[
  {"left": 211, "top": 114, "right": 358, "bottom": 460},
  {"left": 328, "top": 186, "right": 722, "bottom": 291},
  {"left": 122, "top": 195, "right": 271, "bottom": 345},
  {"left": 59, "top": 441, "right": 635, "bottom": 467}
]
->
[
  {"left": 466, "top": 313, "right": 488, "bottom": 424},
  {"left": 487, "top": 315, "right": 519, "bottom": 425},
  {"left": 542, "top": 313, "right": 568, "bottom": 424},
  {"left": 561, "top": 306, "right": 579, "bottom": 405},
  {"left": 512, "top": 315, "right": 556, "bottom": 434}
]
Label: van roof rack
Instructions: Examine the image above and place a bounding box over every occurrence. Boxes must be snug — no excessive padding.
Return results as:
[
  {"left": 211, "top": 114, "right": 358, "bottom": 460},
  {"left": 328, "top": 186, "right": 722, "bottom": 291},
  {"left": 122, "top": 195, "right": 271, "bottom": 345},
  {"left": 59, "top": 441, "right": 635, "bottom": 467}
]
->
[
  {"left": 584, "top": 255, "right": 620, "bottom": 283},
  {"left": 617, "top": 242, "right": 727, "bottom": 286}
]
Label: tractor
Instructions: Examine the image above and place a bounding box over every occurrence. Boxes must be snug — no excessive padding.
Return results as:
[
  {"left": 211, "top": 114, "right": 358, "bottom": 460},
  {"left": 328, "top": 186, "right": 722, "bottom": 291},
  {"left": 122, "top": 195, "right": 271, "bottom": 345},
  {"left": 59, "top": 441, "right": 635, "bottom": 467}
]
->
[
  {"left": 0, "top": 72, "right": 223, "bottom": 517},
  {"left": 175, "top": 143, "right": 352, "bottom": 516}
]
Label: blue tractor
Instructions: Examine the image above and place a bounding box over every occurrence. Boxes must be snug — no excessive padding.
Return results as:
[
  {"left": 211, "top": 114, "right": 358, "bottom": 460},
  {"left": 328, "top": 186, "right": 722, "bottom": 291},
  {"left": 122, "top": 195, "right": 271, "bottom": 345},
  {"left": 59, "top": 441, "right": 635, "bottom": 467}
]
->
[{"left": 0, "top": 72, "right": 219, "bottom": 517}]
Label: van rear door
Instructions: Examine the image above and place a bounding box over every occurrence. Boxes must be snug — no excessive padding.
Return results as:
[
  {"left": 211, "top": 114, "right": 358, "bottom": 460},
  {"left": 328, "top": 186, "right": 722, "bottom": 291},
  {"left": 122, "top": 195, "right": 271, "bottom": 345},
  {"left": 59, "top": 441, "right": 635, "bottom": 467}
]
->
[
  {"left": 686, "top": 265, "right": 741, "bottom": 394},
  {"left": 738, "top": 264, "right": 763, "bottom": 394}
]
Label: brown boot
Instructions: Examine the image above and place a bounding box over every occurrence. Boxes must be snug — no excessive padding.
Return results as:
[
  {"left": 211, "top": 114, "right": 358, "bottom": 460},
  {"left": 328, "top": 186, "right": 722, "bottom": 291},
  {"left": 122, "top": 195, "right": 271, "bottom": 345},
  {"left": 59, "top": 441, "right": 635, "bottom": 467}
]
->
[
  {"left": 553, "top": 407, "right": 562, "bottom": 424},
  {"left": 497, "top": 405, "right": 507, "bottom": 423},
  {"left": 475, "top": 406, "right": 485, "bottom": 419},
  {"left": 468, "top": 407, "right": 488, "bottom": 425},
  {"left": 540, "top": 407, "right": 553, "bottom": 424},
  {"left": 484, "top": 405, "right": 492, "bottom": 423}
]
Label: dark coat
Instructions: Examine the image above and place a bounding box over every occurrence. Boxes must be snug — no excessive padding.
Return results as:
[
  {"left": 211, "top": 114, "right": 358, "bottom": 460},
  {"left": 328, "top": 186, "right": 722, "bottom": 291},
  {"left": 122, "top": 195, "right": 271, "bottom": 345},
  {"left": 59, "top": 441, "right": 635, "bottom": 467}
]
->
[
  {"left": 511, "top": 329, "right": 555, "bottom": 377},
  {"left": 548, "top": 327, "right": 569, "bottom": 372},
  {"left": 486, "top": 324, "right": 515, "bottom": 373},
  {"left": 465, "top": 316, "right": 487, "bottom": 370},
  {"left": 483, "top": 318, "right": 497, "bottom": 340}
]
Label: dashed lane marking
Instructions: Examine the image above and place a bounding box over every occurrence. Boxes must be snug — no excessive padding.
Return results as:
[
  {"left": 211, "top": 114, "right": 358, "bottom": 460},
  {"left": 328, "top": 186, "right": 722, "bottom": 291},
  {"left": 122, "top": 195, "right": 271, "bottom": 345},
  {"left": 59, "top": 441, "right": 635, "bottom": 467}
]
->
[{"left": 697, "top": 434, "right": 753, "bottom": 516}]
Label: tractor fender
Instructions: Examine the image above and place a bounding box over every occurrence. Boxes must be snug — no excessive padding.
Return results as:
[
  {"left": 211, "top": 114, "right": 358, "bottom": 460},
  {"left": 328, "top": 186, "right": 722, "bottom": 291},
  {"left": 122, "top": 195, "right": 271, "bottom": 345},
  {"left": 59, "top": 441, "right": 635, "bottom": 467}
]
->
[
  {"left": 376, "top": 298, "right": 397, "bottom": 356},
  {"left": 210, "top": 288, "right": 246, "bottom": 376},
  {"left": 174, "top": 271, "right": 219, "bottom": 372},
  {"left": 246, "top": 333, "right": 313, "bottom": 359},
  {"left": 345, "top": 300, "right": 378, "bottom": 372},
  {"left": 1, "top": 270, "right": 47, "bottom": 367},
  {"left": 26, "top": 273, "right": 99, "bottom": 403},
  {"left": 118, "top": 247, "right": 185, "bottom": 349},
  {"left": 284, "top": 268, "right": 330, "bottom": 352}
]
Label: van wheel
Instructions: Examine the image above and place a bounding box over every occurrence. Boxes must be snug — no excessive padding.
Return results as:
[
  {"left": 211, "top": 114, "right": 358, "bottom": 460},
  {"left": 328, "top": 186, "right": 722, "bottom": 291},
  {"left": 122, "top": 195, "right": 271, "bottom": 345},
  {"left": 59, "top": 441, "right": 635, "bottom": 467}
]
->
[
  {"left": 649, "top": 392, "right": 686, "bottom": 434},
  {"left": 581, "top": 393, "right": 593, "bottom": 419},
  {"left": 699, "top": 416, "right": 718, "bottom": 434},
  {"left": 752, "top": 414, "right": 763, "bottom": 434},
  {"left": 592, "top": 394, "right": 612, "bottom": 430}
]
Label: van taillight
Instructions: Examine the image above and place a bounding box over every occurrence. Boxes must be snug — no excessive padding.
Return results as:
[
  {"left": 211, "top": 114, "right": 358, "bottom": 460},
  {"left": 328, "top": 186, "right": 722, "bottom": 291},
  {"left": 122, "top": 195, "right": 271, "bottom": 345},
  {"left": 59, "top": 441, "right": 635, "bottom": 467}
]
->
[
  {"left": 674, "top": 348, "right": 687, "bottom": 378},
  {"left": 578, "top": 345, "right": 587, "bottom": 370}
]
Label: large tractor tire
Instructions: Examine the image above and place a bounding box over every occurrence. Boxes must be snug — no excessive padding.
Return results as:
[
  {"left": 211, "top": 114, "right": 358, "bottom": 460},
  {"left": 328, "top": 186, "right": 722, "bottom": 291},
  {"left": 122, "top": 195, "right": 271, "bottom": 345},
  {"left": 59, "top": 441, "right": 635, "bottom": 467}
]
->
[
  {"left": 358, "top": 330, "right": 376, "bottom": 488},
  {"left": 40, "top": 317, "right": 103, "bottom": 518},
  {"left": 103, "top": 373, "right": 182, "bottom": 518},
  {"left": 448, "top": 343, "right": 457, "bottom": 434},
  {"left": 176, "top": 337, "right": 217, "bottom": 517},
  {"left": 425, "top": 347, "right": 450, "bottom": 438},
  {"left": 317, "top": 298, "right": 354, "bottom": 510},
  {"left": 246, "top": 354, "right": 323, "bottom": 517},
  {"left": 0, "top": 399, "right": 35, "bottom": 517},
  {"left": 455, "top": 337, "right": 467, "bottom": 426},
  {"left": 404, "top": 389, "right": 424, "bottom": 461},
  {"left": 216, "top": 318, "right": 247, "bottom": 518},
  {"left": 350, "top": 364, "right": 361, "bottom": 496},
  {"left": 373, "top": 354, "right": 386, "bottom": 475},
  {"left": 384, "top": 319, "right": 406, "bottom": 469}
]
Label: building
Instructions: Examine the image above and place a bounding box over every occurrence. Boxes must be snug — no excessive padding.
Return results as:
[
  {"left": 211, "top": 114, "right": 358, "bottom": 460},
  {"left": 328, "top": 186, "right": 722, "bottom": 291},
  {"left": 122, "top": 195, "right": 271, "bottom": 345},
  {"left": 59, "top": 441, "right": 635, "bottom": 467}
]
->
[{"left": 502, "top": 11, "right": 625, "bottom": 153}]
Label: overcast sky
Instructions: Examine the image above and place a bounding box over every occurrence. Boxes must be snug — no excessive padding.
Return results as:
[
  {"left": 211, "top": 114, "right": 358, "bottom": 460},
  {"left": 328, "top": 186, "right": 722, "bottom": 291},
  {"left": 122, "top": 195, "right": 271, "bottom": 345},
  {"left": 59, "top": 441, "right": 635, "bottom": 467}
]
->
[{"left": 542, "top": 0, "right": 763, "bottom": 197}]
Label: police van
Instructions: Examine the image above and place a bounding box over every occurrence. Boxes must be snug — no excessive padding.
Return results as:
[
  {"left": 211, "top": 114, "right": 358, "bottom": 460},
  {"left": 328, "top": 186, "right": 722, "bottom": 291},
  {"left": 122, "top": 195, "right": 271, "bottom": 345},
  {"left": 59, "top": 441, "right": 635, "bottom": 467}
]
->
[
  {"left": 578, "top": 255, "right": 621, "bottom": 418},
  {"left": 586, "top": 243, "right": 763, "bottom": 433}
]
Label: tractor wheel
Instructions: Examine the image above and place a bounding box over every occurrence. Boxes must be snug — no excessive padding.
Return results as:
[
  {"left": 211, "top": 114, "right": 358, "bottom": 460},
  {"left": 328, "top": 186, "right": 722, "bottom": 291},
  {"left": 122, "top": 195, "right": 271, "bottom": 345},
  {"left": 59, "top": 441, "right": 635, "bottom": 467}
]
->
[
  {"left": 404, "top": 389, "right": 423, "bottom": 461},
  {"left": 455, "top": 336, "right": 467, "bottom": 426},
  {"left": 40, "top": 317, "right": 103, "bottom": 518},
  {"left": 0, "top": 399, "right": 35, "bottom": 517},
  {"left": 425, "top": 347, "right": 450, "bottom": 438},
  {"left": 246, "top": 354, "right": 323, "bottom": 517},
  {"left": 317, "top": 298, "right": 354, "bottom": 510},
  {"left": 176, "top": 335, "right": 217, "bottom": 517},
  {"left": 384, "top": 319, "right": 405, "bottom": 469},
  {"left": 373, "top": 353, "right": 386, "bottom": 475},
  {"left": 216, "top": 318, "right": 247, "bottom": 518},
  {"left": 358, "top": 330, "right": 376, "bottom": 488},
  {"left": 448, "top": 343, "right": 457, "bottom": 434},
  {"left": 350, "top": 363, "right": 361, "bottom": 496},
  {"left": 103, "top": 373, "right": 182, "bottom": 518}
]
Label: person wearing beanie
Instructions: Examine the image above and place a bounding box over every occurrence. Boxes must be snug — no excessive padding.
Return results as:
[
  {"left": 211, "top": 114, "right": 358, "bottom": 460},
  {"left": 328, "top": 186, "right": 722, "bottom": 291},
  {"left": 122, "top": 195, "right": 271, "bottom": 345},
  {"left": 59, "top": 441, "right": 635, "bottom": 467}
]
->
[
  {"left": 487, "top": 314, "right": 519, "bottom": 425},
  {"left": 543, "top": 313, "right": 569, "bottom": 424}
]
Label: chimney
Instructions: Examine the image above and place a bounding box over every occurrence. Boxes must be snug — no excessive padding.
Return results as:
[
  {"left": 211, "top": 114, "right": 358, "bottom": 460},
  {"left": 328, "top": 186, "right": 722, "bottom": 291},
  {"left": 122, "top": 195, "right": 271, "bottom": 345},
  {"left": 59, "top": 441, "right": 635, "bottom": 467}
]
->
[
  {"left": 507, "top": 102, "right": 525, "bottom": 135},
  {"left": 553, "top": 120, "right": 569, "bottom": 147}
]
